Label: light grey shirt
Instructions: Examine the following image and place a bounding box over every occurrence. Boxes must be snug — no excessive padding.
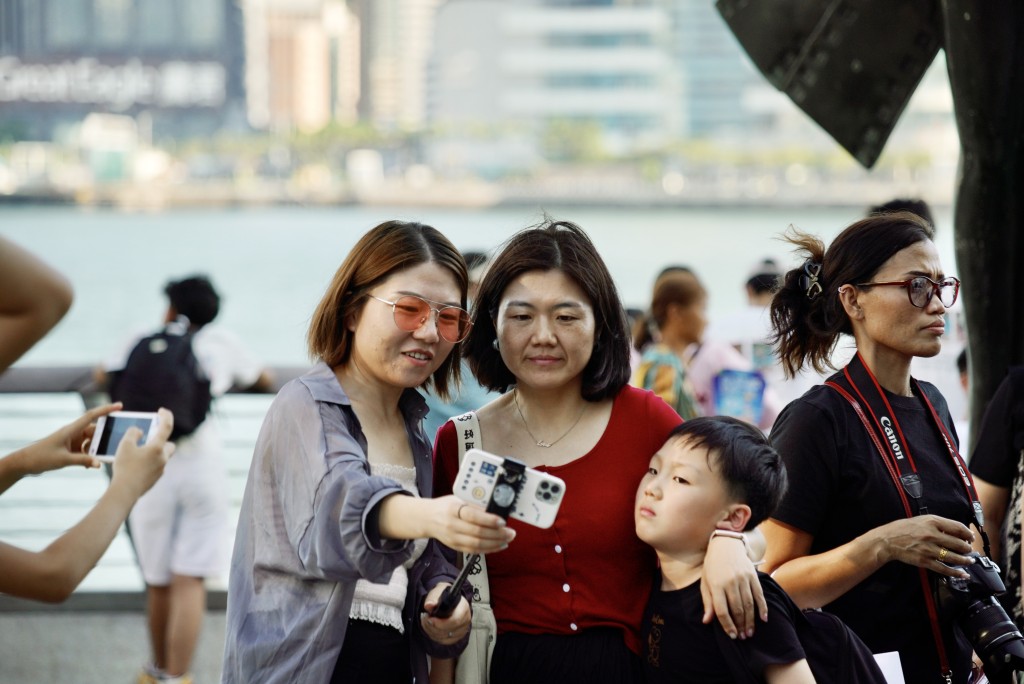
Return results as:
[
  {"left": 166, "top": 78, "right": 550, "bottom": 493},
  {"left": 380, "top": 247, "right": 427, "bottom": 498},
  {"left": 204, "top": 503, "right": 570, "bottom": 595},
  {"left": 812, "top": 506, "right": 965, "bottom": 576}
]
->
[{"left": 222, "top": 362, "right": 463, "bottom": 683}]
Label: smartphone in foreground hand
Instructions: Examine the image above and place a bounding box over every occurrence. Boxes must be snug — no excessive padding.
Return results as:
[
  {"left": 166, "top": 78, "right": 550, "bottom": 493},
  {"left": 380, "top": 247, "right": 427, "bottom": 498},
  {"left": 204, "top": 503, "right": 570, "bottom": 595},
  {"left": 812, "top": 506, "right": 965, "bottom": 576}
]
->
[{"left": 89, "top": 411, "right": 162, "bottom": 463}]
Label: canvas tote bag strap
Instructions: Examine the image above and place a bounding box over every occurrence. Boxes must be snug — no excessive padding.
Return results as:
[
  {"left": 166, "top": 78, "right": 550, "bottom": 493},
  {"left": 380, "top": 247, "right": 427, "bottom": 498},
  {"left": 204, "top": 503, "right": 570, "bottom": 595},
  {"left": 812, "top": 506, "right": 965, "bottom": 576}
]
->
[{"left": 452, "top": 411, "right": 491, "bottom": 605}]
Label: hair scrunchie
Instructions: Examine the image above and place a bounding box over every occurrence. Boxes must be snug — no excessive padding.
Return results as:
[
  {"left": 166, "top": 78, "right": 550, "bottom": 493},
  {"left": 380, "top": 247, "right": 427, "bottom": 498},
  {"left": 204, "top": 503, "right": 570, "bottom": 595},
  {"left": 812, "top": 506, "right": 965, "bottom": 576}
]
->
[{"left": 800, "top": 260, "right": 823, "bottom": 300}]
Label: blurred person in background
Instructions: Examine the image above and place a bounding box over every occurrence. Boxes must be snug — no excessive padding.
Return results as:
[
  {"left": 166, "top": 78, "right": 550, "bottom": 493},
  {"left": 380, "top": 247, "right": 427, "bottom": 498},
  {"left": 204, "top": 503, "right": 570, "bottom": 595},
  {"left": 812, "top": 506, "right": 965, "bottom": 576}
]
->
[
  {"left": 708, "top": 257, "right": 782, "bottom": 368},
  {"left": 97, "top": 275, "right": 272, "bottom": 684},
  {"left": 955, "top": 348, "right": 970, "bottom": 450},
  {"left": 632, "top": 270, "right": 703, "bottom": 421},
  {"left": 968, "top": 367, "right": 1024, "bottom": 632},
  {"left": 624, "top": 307, "right": 645, "bottom": 375},
  {"left": 636, "top": 268, "right": 781, "bottom": 430},
  {"left": 868, "top": 197, "right": 935, "bottom": 230},
  {"left": 707, "top": 257, "right": 814, "bottom": 412}
]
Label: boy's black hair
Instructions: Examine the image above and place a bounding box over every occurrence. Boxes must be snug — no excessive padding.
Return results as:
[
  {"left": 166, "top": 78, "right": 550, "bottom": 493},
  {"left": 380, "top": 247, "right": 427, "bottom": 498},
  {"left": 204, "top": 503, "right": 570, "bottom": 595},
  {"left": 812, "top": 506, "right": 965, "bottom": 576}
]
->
[
  {"left": 165, "top": 275, "right": 220, "bottom": 328},
  {"left": 666, "top": 416, "right": 787, "bottom": 529}
]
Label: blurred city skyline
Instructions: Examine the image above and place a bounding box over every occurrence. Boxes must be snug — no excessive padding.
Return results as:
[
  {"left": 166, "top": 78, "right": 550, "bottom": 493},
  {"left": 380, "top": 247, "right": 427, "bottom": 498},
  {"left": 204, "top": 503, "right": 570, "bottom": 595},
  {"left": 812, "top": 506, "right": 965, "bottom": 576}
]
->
[{"left": 0, "top": 0, "right": 960, "bottom": 208}]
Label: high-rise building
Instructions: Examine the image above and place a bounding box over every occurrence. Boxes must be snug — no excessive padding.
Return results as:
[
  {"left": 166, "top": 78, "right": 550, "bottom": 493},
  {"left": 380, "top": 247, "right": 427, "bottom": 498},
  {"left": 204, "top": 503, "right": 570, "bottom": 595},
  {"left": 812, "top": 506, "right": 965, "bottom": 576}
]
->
[
  {"left": 658, "top": 0, "right": 772, "bottom": 139},
  {"left": 430, "top": 0, "right": 678, "bottom": 158},
  {"left": 243, "top": 0, "right": 360, "bottom": 132},
  {"left": 350, "top": 0, "right": 441, "bottom": 129},
  {"left": 0, "top": 0, "right": 246, "bottom": 140}
]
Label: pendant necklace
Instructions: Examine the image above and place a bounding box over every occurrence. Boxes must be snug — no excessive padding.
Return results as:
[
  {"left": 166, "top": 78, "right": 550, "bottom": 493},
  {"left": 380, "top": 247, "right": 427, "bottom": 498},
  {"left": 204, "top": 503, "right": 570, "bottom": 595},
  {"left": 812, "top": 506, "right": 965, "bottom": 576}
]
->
[{"left": 513, "top": 388, "right": 587, "bottom": 448}]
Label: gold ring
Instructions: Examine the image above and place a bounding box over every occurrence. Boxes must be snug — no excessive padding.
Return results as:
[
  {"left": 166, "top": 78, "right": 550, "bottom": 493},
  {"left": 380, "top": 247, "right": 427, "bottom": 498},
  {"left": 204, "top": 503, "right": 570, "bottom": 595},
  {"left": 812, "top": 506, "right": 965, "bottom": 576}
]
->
[
  {"left": 938, "top": 547, "right": 949, "bottom": 562},
  {"left": 457, "top": 504, "right": 466, "bottom": 521},
  {"left": 80, "top": 437, "right": 91, "bottom": 453}
]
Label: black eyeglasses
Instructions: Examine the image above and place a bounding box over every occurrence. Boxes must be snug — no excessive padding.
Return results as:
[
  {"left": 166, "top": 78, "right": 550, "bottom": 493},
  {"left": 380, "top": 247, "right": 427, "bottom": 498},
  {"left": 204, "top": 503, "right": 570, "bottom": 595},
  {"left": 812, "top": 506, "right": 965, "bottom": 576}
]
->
[
  {"left": 855, "top": 276, "right": 960, "bottom": 308},
  {"left": 368, "top": 294, "right": 472, "bottom": 343}
]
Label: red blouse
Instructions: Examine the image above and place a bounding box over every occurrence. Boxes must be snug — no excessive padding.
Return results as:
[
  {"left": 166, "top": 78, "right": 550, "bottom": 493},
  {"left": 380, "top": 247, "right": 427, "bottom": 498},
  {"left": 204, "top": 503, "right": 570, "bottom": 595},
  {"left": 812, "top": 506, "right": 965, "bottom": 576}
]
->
[{"left": 433, "top": 385, "right": 681, "bottom": 654}]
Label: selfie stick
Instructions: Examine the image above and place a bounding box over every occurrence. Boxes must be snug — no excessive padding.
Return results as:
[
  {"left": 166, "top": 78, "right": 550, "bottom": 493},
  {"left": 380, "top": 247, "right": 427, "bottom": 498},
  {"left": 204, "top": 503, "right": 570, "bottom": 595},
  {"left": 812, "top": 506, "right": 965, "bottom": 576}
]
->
[
  {"left": 431, "top": 552, "right": 480, "bottom": 618},
  {"left": 430, "top": 458, "right": 527, "bottom": 619}
]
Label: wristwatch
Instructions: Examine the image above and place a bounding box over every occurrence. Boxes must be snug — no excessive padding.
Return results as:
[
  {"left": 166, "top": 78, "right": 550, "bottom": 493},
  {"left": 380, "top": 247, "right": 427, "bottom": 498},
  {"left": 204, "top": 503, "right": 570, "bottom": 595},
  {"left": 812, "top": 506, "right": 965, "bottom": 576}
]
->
[{"left": 709, "top": 529, "right": 748, "bottom": 550}]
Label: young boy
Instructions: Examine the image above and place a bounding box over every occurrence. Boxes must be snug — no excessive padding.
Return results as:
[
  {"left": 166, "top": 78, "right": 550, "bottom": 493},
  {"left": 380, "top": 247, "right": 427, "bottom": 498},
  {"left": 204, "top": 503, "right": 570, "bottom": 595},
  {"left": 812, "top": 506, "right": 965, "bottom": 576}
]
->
[{"left": 635, "top": 417, "right": 855, "bottom": 683}]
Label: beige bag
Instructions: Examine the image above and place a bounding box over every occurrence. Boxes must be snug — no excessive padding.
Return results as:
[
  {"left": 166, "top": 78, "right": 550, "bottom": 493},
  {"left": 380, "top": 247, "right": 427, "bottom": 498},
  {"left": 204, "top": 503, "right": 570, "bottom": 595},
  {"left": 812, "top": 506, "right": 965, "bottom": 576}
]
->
[{"left": 451, "top": 411, "right": 497, "bottom": 684}]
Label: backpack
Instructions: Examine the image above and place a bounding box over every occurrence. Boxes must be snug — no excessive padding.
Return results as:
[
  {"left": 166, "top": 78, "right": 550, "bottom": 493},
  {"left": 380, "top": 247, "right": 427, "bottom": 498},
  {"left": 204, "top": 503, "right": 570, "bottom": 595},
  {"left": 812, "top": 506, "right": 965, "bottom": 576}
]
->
[
  {"left": 713, "top": 579, "right": 888, "bottom": 684},
  {"left": 108, "top": 327, "right": 212, "bottom": 441}
]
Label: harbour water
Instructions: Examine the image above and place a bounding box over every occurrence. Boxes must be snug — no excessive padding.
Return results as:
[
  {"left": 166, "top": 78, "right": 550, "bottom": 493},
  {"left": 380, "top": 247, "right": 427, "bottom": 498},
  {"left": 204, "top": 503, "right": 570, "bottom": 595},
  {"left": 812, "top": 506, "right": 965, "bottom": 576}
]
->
[{"left": 0, "top": 202, "right": 958, "bottom": 367}]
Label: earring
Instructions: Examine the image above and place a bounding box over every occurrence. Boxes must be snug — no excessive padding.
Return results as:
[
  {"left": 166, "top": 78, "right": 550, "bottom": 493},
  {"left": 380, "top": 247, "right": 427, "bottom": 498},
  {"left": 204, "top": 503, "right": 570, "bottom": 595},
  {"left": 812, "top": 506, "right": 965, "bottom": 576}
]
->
[{"left": 492, "top": 339, "right": 500, "bottom": 351}]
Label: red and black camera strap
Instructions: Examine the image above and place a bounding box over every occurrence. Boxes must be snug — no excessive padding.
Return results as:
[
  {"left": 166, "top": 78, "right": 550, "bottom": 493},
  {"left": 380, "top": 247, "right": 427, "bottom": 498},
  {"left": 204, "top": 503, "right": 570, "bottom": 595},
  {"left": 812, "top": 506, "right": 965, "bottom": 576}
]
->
[{"left": 827, "top": 352, "right": 987, "bottom": 683}]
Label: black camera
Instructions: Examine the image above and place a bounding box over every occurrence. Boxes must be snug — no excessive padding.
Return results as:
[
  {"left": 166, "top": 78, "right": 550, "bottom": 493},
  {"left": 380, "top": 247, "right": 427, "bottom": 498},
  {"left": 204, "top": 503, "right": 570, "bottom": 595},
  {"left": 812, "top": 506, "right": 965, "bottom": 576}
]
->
[{"left": 934, "top": 552, "right": 1024, "bottom": 678}]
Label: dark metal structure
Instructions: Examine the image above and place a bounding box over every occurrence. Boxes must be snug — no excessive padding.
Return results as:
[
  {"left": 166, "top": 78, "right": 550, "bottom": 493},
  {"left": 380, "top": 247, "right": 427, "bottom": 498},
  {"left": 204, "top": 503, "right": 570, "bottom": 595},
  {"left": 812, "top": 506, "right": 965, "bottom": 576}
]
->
[{"left": 716, "top": 0, "right": 1024, "bottom": 439}]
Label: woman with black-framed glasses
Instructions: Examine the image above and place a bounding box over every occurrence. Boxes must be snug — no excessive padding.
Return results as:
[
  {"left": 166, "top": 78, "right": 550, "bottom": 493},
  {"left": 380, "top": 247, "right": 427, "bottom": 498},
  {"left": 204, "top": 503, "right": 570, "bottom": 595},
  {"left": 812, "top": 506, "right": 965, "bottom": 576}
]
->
[
  {"left": 223, "top": 221, "right": 515, "bottom": 684},
  {"left": 762, "top": 212, "right": 989, "bottom": 683}
]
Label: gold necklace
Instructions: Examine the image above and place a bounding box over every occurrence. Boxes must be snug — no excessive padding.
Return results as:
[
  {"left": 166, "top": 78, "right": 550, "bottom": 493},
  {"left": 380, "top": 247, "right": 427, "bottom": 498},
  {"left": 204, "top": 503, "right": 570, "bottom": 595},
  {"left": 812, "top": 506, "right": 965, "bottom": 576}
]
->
[{"left": 513, "top": 388, "right": 587, "bottom": 448}]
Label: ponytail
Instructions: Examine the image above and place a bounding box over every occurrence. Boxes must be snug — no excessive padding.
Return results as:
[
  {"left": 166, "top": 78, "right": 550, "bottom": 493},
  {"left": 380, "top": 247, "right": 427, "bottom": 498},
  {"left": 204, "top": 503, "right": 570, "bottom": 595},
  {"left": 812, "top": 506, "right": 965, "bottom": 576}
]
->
[
  {"left": 770, "top": 213, "right": 934, "bottom": 378},
  {"left": 770, "top": 228, "right": 841, "bottom": 377}
]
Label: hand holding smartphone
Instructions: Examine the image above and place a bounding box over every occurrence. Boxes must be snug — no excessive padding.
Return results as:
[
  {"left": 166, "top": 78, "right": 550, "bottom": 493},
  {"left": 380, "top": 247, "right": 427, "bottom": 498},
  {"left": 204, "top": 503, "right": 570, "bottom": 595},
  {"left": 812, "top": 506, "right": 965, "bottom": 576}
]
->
[
  {"left": 432, "top": 450, "right": 568, "bottom": 619},
  {"left": 454, "top": 449, "right": 566, "bottom": 529},
  {"left": 88, "top": 411, "right": 163, "bottom": 463}
]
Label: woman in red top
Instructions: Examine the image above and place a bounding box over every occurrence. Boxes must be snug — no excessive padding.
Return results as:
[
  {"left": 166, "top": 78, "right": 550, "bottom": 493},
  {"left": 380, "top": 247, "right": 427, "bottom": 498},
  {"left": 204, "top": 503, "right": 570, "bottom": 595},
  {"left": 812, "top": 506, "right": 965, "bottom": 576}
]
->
[{"left": 433, "top": 219, "right": 765, "bottom": 684}]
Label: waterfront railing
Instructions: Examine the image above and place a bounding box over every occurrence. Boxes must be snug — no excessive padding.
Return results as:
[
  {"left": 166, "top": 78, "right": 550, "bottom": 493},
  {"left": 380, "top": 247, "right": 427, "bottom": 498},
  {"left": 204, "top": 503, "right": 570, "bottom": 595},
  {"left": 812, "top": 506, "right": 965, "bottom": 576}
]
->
[{"left": 0, "top": 365, "right": 306, "bottom": 612}]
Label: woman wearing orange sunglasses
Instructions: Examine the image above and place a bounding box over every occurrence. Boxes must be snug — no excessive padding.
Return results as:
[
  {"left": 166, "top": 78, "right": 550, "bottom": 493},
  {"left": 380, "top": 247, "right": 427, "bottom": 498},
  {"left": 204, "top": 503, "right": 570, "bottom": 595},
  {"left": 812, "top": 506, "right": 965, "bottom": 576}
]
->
[{"left": 223, "top": 221, "right": 515, "bottom": 684}]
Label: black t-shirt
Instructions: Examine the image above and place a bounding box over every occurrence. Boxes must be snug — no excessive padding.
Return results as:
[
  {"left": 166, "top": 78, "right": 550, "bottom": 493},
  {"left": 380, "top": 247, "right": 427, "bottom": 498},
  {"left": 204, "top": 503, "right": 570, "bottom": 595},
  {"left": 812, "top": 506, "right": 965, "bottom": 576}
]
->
[
  {"left": 969, "top": 366, "right": 1024, "bottom": 625},
  {"left": 641, "top": 573, "right": 805, "bottom": 684},
  {"left": 969, "top": 366, "right": 1024, "bottom": 486},
  {"left": 770, "top": 377, "right": 974, "bottom": 684}
]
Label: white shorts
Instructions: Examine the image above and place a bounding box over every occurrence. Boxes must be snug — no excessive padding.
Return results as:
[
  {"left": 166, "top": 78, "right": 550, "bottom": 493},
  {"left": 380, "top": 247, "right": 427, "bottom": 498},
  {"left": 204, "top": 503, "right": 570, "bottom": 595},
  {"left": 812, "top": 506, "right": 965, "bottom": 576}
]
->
[{"left": 128, "top": 430, "right": 229, "bottom": 586}]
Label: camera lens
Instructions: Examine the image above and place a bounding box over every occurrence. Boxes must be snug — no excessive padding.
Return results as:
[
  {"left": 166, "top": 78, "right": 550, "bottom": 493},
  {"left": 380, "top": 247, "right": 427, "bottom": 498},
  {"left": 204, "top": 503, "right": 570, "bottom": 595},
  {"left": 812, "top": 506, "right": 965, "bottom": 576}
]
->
[
  {"left": 964, "top": 598, "right": 1024, "bottom": 660},
  {"left": 934, "top": 553, "right": 1024, "bottom": 676},
  {"left": 492, "top": 483, "right": 516, "bottom": 508}
]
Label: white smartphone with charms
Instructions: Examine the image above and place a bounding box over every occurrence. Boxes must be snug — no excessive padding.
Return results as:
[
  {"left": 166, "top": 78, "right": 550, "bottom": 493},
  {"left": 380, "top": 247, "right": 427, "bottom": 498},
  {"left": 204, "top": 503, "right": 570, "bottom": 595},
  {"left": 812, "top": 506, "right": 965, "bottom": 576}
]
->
[
  {"left": 89, "top": 411, "right": 162, "bottom": 463},
  {"left": 454, "top": 448, "right": 566, "bottom": 529}
]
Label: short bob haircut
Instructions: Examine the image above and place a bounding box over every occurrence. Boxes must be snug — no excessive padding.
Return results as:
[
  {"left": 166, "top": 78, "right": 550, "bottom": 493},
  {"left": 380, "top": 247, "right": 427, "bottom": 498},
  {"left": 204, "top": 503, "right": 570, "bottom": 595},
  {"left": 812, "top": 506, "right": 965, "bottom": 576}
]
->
[
  {"left": 665, "top": 416, "right": 787, "bottom": 530},
  {"left": 771, "top": 211, "right": 934, "bottom": 378},
  {"left": 465, "top": 219, "right": 631, "bottom": 401},
  {"left": 307, "top": 220, "right": 468, "bottom": 401}
]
